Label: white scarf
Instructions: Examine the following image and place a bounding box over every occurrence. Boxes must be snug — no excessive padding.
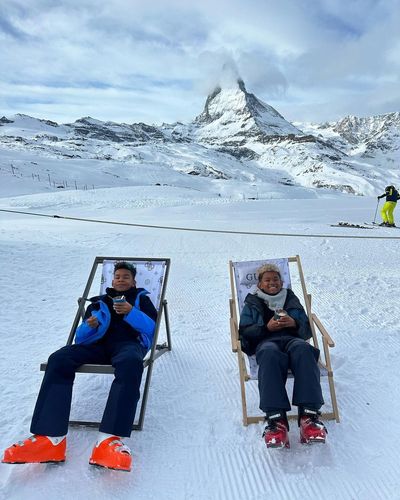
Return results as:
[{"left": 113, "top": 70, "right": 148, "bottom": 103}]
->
[{"left": 252, "top": 286, "right": 287, "bottom": 311}]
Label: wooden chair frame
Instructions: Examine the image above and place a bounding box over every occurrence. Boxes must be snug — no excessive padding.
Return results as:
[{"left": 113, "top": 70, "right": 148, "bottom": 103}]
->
[
  {"left": 40, "top": 256, "right": 171, "bottom": 431},
  {"left": 229, "top": 255, "right": 340, "bottom": 425}
]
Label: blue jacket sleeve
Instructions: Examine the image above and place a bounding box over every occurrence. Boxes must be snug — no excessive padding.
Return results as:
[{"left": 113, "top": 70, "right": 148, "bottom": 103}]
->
[
  {"left": 124, "top": 293, "right": 157, "bottom": 350},
  {"left": 75, "top": 302, "right": 111, "bottom": 344}
]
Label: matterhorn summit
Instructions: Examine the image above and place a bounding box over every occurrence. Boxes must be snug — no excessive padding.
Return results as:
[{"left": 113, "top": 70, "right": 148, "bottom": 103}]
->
[{"left": 193, "top": 69, "right": 302, "bottom": 145}]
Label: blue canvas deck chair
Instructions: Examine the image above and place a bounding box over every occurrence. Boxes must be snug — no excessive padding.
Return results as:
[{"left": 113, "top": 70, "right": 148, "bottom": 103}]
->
[
  {"left": 40, "top": 256, "right": 171, "bottom": 431},
  {"left": 229, "top": 255, "right": 340, "bottom": 425}
]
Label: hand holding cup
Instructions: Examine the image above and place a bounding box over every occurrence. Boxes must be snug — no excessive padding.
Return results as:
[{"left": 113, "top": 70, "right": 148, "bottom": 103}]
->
[{"left": 112, "top": 295, "right": 132, "bottom": 315}]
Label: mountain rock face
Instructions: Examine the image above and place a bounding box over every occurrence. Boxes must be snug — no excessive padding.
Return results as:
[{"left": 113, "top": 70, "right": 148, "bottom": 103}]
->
[
  {"left": 188, "top": 79, "right": 365, "bottom": 194},
  {"left": 192, "top": 78, "right": 302, "bottom": 144},
  {"left": 332, "top": 113, "right": 400, "bottom": 164},
  {"left": 301, "top": 112, "right": 400, "bottom": 167},
  {"left": 71, "top": 117, "right": 165, "bottom": 144},
  {"left": 1, "top": 78, "right": 399, "bottom": 197}
]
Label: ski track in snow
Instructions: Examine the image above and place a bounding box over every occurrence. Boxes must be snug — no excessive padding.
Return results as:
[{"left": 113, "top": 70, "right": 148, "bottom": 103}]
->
[{"left": 0, "top": 193, "right": 400, "bottom": 499}]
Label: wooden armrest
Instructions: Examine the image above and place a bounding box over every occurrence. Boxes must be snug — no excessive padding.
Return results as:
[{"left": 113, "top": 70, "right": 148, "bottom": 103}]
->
[{"left": 311, "top": 313, "right": 335, "bottom": 347}]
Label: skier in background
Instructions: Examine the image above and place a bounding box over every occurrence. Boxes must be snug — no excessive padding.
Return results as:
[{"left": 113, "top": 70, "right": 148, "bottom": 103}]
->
[{"left": 378, "top": 185, "right": 400, "bottom": 227}]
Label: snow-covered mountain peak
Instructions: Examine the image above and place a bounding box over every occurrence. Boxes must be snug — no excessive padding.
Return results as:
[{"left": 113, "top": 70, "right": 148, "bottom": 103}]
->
[
  {"left": 193, "top": 76, "right": 302, "bottom": 144},
  {"left": 3, "top": 113, "right": 59, "bottom": 129},
  {"left": 0, "top": 113, "right": 65, "bottom": 138},
  {"left": 71, "top": 116, "right": 107, "bottom": 126}
]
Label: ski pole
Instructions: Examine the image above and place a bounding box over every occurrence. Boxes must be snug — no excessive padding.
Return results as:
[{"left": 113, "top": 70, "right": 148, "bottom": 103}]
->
[{"left": 373, "top": 198, "right": 379, "bottom": 224}]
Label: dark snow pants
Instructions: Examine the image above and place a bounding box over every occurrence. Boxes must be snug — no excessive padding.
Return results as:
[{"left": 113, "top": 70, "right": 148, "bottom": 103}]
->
[
  {"left": 256, "top": 336, "right": 324, "bottom": 414},
  {"left": 30, "top": 340, "right": 147, "bottom": 437}
]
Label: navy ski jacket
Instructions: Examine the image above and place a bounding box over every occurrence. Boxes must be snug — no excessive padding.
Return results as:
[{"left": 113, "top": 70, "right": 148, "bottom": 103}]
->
[
  {"left": 378, "top": 186, "right": 400, "bottom": 202},
  {"left": 239, "top": 289, "right": 312, "bottom": 356}
]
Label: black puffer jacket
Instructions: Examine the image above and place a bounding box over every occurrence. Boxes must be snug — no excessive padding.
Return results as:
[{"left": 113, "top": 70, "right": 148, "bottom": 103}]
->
[
  {"left": 238, "top": 289, "right": 312, "bottom": 355},
  {"left": 378, "top": 186, "right": 400, "bottom": 202}
]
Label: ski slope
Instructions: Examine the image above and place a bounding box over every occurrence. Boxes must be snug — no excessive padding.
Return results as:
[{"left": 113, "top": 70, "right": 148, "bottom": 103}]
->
[{"left": 0, "top": 186, "right": 400, "bottom": 500}]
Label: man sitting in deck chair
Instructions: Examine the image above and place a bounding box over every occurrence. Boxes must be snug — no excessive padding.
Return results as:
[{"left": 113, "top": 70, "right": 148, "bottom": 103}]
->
[
  {"left": 2, "top": 261, "right": 157, "bottom": 472},
  {"left": 239, "top": 263, "right": 327, "bottom": 449}
]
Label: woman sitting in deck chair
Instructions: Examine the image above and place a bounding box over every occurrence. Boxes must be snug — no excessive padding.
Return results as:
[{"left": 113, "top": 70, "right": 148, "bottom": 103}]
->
[
  {"left": 239, "top": 263, "right": 327, "bottom": 449},
  {"left": 2, "top": 261, "right": 157, "bottom": 472}
]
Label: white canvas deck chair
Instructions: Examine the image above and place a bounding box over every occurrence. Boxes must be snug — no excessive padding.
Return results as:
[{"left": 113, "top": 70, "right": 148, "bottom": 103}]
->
[
  {"left": 40, "top": 256, "right": 171, "bottom": 431},
  {"left": 229, "top": 255, "right": 340, "bottom": 425}
]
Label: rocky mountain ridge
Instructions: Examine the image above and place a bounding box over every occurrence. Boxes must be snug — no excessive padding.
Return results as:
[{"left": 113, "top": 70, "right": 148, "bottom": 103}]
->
[
  {"left": 1, "top": 79, "right": 399, "bottom": 196},
  {"left": 300, "top": 112, "right": 400, "bottom": 166}
]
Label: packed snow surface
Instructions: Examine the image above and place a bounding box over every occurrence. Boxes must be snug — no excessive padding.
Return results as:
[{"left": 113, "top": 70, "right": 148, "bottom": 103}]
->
[{"left": 0, "top": 181, "right": 400, "bottom": 500}]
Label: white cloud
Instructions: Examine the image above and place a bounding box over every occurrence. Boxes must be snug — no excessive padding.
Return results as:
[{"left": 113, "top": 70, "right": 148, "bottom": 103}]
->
[{"left": 0, "top": 0, "right": 399, "bottom": 124}]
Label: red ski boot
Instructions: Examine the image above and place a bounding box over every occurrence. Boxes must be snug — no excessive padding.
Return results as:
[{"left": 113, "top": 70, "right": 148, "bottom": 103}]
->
[
  {"left": 263, "top": 414, "right": 290, "bottom": 449},
  {"left": 299, "top": 409, "right": 327, "bottom": 444}
]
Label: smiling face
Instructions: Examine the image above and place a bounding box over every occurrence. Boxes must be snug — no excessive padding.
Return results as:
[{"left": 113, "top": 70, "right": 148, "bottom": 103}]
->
[
  {"left": 258, "top": 271, "right": 283, "bottom": 295},
  {"left": 112, "top": 268, "right": 136, "bottom": 292}
]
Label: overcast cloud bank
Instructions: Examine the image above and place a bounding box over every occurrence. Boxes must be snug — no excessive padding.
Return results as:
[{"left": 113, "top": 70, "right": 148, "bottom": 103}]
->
[{"left": 1, "top": 0, "right": 399, "bottom": 124}]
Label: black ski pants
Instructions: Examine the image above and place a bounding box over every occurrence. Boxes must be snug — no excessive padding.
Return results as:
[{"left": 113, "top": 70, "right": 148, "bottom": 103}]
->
[
  {"left": 256, "top": 336, "right": 324, "bottom": 415},
  {"left": 30, "top": 340, "right": 146, "bottom": 437}
]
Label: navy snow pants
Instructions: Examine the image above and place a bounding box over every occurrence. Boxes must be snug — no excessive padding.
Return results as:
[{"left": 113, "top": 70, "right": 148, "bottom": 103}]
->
[
  {"left": 30, "top": 340, "right": 146, "bottom": 437},
  {"left": 256, "top": 336, "right": 324, "bottom": 414}
]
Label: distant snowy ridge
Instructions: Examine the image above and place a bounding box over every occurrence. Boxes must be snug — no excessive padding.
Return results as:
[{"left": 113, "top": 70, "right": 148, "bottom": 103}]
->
[
  {"left": 297, "top": 112, "right": 400, "bottom": 167},
  {"left": 1, "top": 77, "right": 399, "bottom": 197}
]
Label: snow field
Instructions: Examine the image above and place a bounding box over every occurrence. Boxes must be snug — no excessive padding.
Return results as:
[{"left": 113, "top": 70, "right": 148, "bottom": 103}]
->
[{"left": 0, "top": 190, "right": 400, "bottom": 499}]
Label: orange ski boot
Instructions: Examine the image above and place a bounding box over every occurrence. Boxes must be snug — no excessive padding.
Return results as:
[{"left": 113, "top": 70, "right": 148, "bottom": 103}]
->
[
  {"left": 2, "top": 435, "right": 66, "bottom": 464},
  {"left": 89, "top": 436, "right": 132, "bottom": 472}
]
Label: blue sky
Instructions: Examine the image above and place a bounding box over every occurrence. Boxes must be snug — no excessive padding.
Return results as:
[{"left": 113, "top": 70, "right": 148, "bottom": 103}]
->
[{"left": 0, "top": 0, "right": 399, "bottom": 125}]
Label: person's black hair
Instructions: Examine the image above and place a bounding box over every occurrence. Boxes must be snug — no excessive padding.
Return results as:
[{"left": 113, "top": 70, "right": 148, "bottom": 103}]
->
[{"left": 114, "top": 261, "right": 137, "bottom": 279}]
